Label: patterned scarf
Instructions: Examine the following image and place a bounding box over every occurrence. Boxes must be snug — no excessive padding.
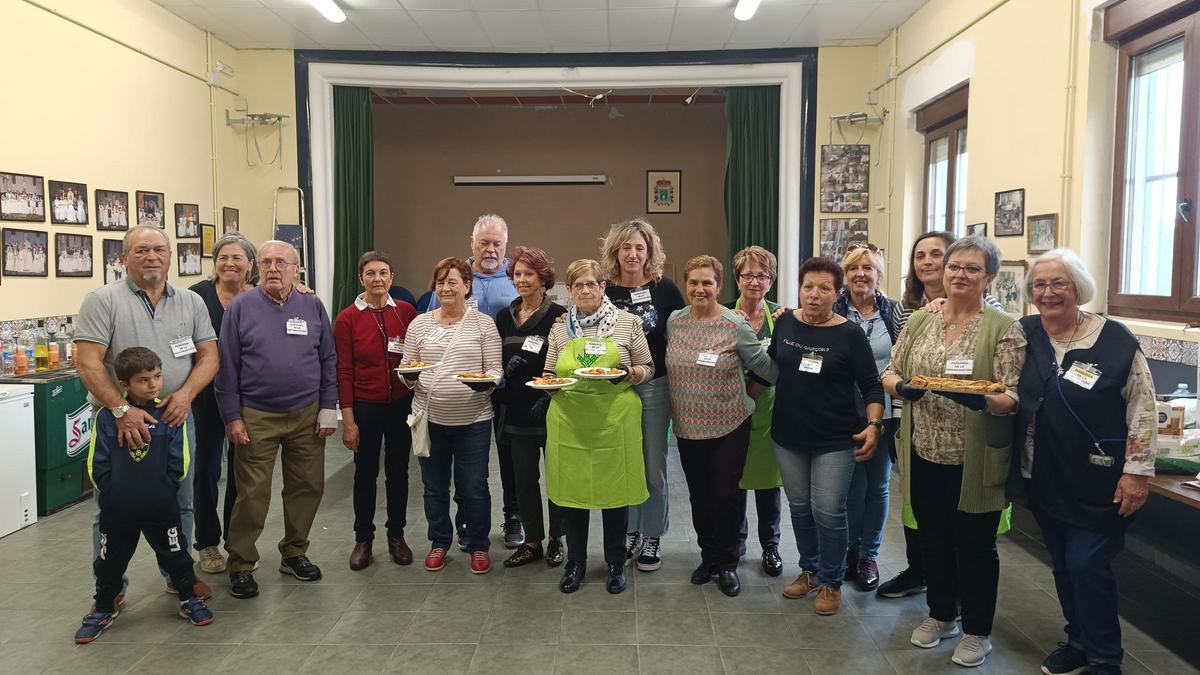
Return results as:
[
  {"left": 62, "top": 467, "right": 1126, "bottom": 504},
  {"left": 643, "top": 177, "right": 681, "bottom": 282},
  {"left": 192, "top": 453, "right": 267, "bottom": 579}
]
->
[{"left": 567, "top": 294, "right": 618, "bottom": 340}]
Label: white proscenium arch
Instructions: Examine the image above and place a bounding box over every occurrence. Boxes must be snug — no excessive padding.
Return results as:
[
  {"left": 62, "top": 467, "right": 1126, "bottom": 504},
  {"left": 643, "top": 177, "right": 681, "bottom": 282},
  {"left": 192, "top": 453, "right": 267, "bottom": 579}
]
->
[{"left": 307, "top": 60, "right": 805, "bottom": 310}]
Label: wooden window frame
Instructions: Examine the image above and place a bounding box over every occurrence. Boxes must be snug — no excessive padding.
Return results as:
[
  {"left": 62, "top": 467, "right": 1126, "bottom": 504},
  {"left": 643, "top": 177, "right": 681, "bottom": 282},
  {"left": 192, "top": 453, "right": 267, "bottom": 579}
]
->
[
  {"left": 1107, "top": 12, "right": 1200, "bottom": 321},
  {"left": 917, "top": 85, "right": 969, "bottom": 235}
]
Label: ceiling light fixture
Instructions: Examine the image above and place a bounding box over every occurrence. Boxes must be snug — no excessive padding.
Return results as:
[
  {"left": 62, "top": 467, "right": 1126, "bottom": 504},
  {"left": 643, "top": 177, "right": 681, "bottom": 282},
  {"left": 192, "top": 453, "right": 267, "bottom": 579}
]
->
[
  {"left": 310, "top": 0, "right": 346, "bottom": 23},
  {"left": 733, "top": 0, "right": 761, "bottom": 21}
]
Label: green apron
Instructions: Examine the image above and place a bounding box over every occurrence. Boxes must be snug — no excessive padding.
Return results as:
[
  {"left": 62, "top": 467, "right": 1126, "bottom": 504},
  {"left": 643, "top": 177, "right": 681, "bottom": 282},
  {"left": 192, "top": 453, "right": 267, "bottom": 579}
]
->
[
  {"left": 736, "top": 300, "right": 783, "bottom": 490},
  {"left": 545, "top": 336, "right": 649, "bottom": 510}
]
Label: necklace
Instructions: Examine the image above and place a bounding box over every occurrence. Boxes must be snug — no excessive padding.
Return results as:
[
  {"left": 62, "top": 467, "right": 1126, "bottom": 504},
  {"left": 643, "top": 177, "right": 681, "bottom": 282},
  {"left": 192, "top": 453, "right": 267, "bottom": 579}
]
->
[{"left": 799, "top": 311, "right": 834, "bottom": 326}]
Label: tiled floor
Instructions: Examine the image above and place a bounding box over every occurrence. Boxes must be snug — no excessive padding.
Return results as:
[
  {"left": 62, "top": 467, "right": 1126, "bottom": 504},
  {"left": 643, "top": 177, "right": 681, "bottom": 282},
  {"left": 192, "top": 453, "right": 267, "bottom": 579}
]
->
[{"left": 1, "top": 434, "right": 1198, "bottom": 674}]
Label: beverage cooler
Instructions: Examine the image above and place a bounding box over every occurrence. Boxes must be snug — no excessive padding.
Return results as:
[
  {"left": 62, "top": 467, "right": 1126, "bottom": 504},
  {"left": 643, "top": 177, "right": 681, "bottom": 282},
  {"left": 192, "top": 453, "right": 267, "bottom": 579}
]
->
[
  {"left": 0, "top": 369, "right": 93, "bottom": 515},
  {"left": 0, "top": 384, "right": 36, "bottom": 537}
]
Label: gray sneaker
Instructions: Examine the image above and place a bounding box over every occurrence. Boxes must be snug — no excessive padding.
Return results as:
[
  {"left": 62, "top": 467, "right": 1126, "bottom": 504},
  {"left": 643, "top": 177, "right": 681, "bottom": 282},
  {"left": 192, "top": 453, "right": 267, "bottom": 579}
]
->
[
  {"left": 951, "top": 634, "right": 992, "bottom": 667},
  {"left": 503, "top": 516, "right": 524, "bottom": 549},
  {"left": 910, "top": 617, "right": 960, "bottom": 648}
]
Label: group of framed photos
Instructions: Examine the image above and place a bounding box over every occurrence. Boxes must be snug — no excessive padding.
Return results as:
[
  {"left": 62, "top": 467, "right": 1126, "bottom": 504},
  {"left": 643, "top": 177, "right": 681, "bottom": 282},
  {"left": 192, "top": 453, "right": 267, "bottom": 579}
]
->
[
  {"left": 971, "top": 188, "right": 1062, "bottom": 318},
  {"left": 0, "top": 169, "right": 240, "bottom": 280},
  {"left": 817, "top": 144, "right": 872, "bottom": 260}
]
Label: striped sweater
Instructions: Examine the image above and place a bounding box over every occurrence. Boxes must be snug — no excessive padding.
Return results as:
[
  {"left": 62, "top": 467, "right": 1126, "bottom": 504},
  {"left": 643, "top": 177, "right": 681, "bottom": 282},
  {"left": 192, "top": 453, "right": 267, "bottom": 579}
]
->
[
  {"left": 401, "top": 308, "right": 502, "bottom": 426},
  {"left": 543, "top": 311, "right": 654, "bottom": 378}
]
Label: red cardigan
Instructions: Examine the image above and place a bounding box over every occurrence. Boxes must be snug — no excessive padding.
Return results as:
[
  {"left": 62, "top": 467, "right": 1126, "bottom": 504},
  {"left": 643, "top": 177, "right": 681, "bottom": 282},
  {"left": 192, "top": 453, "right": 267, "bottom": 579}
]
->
[{"left": 333, "top": 297, "right": 417, "bottom": 405}]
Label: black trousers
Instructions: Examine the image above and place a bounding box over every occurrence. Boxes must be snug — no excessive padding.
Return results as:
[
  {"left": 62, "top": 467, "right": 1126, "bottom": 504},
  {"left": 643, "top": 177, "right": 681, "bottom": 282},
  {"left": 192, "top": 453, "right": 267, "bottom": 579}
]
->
[
  {"left": 455, "top": 416, "right": 519, "bottom": 530},
  {"left": 508, "top": 433, "right": 563, "bottom": 543},
  {"left": 561, "top": 506, "right": 627, "bottom": 564},
  {"left": 94, "top": 505, "right": 195, "bottom": 613},
  {"left": 193, "top": 400, "right": 236, "bottom": 550},
  {"left": 352, "top": 398, "right": 412, "bottom": 542},
  {"left": 738, "top": 487, "right": 782, "bottom": 548},
  {"left": 677, "top": 418, "right": 752, "bottom": 571},
  {"left": 910, "top": 452, "right": 1002, "bottom": 636}
]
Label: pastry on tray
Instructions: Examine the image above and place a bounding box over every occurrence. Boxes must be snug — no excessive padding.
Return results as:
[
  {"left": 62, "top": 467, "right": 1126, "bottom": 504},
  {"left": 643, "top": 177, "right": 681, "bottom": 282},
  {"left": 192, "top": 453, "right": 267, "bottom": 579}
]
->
[{"left": 910, "top": 375, "right": 1006, "bottom": 393}]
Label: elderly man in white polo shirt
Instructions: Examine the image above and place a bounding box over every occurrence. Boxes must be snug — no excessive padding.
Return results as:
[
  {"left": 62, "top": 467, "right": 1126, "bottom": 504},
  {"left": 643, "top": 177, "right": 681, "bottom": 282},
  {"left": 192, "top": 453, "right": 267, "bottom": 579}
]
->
[{"left": 75, "top": 225, "right": 219, "bottom": 606}]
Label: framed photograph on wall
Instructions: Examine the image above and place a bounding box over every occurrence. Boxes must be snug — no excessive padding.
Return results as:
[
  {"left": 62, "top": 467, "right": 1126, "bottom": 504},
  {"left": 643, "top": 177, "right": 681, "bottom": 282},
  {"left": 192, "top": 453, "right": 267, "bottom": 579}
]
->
[
  {"left": 2, "top": 227, "right": 49, "bottom": 277},
  {"left": 1027, "top": 213, "right": 1058, "bottom": 254},
  {"left": 201, "top": 224, "right": 216, "bottom": 257},
  {"left": 994, "top": 188, "right": 1025, "bottom": 236},
  {"left": 992, "top": 259, "right": 1028, "bottom": 317},
  {"left": 54, "top": 233, "right": 93, "bottom": 277},
  {"left": 820, "top": 144, "right": 870, "bottom": 213},
  {"left": 0, "top": 172, "right": 46, "bottom": 222},
  {"left": 967, "top": 222, "right": 987, "bottom": 237},
  {"left": 818, "top": 218, "right": 869, "bottom": 260},
  {"left": 95, "top": 189, "right": 129, "bottom": 231},
  {"left": 647, "top": 170, "right": 681, "bottom": 214},
  {"left": 178, "top": 243, "right": 202, "bottom": 276},
  {"left": 136, "top": 191, "right": 165, "bottom": 228},
  {"left": 223, "top": 207, "right": 239, "bottom": 234},
  {"left": 102, "top": 239, "right": 126, "bottom": 284},
  {"left": 175, "top": 203, "right": 200, "bottom": 238},
  {"left": 48, "top": 180, "right": 88, "bottom": 224}
]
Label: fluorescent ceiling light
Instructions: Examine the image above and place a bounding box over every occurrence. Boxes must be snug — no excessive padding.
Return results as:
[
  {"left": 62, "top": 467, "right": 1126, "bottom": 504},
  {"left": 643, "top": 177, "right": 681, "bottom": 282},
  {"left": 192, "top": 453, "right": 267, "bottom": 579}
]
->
[
  {"left": 733, "top": 0, "right": 761, "bottom": 21},
  {"left": 310, "top": 0, "right": 346, "bottom": 23}
]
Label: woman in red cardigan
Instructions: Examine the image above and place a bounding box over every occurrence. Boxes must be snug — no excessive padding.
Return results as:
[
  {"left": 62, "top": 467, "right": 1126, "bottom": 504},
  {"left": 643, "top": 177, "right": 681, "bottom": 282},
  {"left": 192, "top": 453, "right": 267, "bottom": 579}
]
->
[{"left": 334, "top": 251, "right": 418, "bottom": 571}]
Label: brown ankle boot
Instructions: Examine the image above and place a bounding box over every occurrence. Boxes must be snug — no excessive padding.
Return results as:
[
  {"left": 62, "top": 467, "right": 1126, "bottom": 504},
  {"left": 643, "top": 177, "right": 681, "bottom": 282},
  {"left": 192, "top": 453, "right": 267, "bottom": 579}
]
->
[
  {"left": 388, "top": 535, "right": 413, "bottom": 565},
  {"left": 349, "top": 541, "right": 372, "bottom": 571}
]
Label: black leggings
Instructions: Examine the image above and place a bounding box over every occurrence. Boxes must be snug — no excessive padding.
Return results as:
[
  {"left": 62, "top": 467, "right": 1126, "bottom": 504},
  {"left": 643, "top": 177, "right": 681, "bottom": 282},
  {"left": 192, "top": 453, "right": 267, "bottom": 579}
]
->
[{"left": 560, "top": 506, "right": 627, "bottom": 565}]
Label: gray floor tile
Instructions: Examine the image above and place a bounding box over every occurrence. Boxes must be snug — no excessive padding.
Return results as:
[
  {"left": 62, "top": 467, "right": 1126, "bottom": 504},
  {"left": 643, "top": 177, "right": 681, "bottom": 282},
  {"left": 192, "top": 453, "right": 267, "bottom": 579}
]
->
[
  {"left": 634, "top": 582, "right": 707, "bottom": 611},
  {"left": 349, "top": 582, "right": 434, "bottom": 612},
  {"left": 559, "top": 610, "right": 638, "bottom": 645},
  {"left": 387, "top": 643, "right": 478, "bottom": 674},
  {"left": 636, "top": 609, "right": 715, "bottom": 645},
  {"left": 302, "top": 644, "right": 397, "bottom": 673},
  {"left": 719, "top": 646, "right": 808, "bottom": 674},
  {"left": 214, "top": 644, "right": 316, "bottom": 673},
  {"left": 273, "top": 582, "right": 363, "bottom": 613},
  {"left": 786, "top": 615, "right": 877, "bottom": 651},
  {"left": 401, "top": 611, "right": 487, "bottom": 643},
  {"left": 162, "top": 609, "right": 262, "bottom": 644},
  {"left": 702, "top": 582, "right": 782, "bottom": 613},
  {"left": 803, "top": 648, "right": 895, "bottom": 675},
  {"left": 492, "top": 581, "right": 566, "bottom": 612},
  {"left": 321, "top": 610, "right": 415, "bottom": 644},
  {"left": 128, "top": 643, "right": 237, "bottom": 674},
  {"left": 553, "top": 644, "right": 639, "bottom": 674},
  {"left": 42, "top": 643, "right": 156, "bottom": 675},
  {"left": 637, "top": 645, "right": 725, "bottom": 674},
  {"left": 243, "top": 610, "right": 341, "bottom": 644},
  {"left": 883, "top": 647, "right": 962, "bottom": 675},
  {"left": 422, "top": 582, "right": 499, "bottom": 611},
  {"left": 479, "top": 609, "right": 562, "bottom": 644},
  {"left": 0, "top": 641, "right": 80, "bottom": 672},
  {"left": 469, "top": 644, "right": 557, "bottom": 673},
  {"left": 561, "top": 580, "right": 636, "bottom": 612},
  {"left": 711, "top": 611, "right": 796, "bottom": 646}
]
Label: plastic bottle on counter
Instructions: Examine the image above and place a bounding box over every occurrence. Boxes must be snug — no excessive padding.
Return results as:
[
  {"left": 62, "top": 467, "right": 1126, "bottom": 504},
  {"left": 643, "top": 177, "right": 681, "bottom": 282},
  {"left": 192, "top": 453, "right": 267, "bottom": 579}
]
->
[
  {"left": 1170, "top": 383, "right": 1193, "bottom": 398},
  {"left": 48, "top": 341, "right": 60, "bottom": 369},
  {"left": 62, "top": 317, "right": 75, "bottom": 366},
  {"left": 34, "top": 320, "right": 50, "bottom": 372},
  {"left": 1, "top": 343, "right": 14, "bottom": 376},
  {"left": 13, "top": 335, "right": 28, "bottom": 375}
]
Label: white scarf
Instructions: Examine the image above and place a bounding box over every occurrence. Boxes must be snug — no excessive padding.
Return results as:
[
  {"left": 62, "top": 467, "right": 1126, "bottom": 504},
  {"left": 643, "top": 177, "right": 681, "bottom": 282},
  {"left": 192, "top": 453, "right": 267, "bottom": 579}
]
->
[{"left": 567, "top": 294, "right": 618, "bottom": 339}]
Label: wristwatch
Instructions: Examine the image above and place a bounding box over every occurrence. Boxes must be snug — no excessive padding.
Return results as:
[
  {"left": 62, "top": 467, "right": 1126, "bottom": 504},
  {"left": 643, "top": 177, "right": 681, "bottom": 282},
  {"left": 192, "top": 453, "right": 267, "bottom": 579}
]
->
[
  {"left": 111, "top": 403, "right": 130, "bottom": 419},
  {"left": 867, "top": 418, "right": 884, "bottom": 431}
]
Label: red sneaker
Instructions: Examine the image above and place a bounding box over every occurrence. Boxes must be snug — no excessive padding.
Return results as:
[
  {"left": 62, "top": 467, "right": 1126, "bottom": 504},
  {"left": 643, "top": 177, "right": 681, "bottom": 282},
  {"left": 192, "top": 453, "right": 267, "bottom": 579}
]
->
[
  {"left": 424, "top": 547, "right": 448, "bottom": 572},
  {"left": 470, "top": 551, "right": 492, "bottom": 574}
]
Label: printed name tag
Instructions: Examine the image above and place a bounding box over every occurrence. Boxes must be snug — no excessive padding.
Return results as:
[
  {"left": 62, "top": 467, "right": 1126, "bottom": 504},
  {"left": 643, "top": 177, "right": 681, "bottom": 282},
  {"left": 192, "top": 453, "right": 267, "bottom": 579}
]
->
[
  {"left": 387, "top": 337, "right": 404, "bottom": 354},
  {"left": 1088, "top": 452, "right": 1115, "bottom": 467},
  {"left": 945, "top": 358, "right": 974, "bottom": 375},
  {"left": 522, "top": 336, "right": 546, "bottom": 354},
  {"left": 585, "top": 340, "right": 607, "bottom": 356},
  {"left": 1063, "top": 362, "right": 1100, "bottom": 390},
  {"left": 799, "top": 354, "right": 823, "bottom": 374},
  {"left": 630, "top": 288, "right": 652, "bottom": 305},
  {"left": 169, "top": 336, "right": 197, "bottom": 358},
  {"left": 697, "top": 352, "right": 719, "bottom": 367},
  {"left": 425, "top": 327, "right": 447, "bottom": 343},
  {"left": 286, "top": 318, "right": 308, "bottom": 336}
]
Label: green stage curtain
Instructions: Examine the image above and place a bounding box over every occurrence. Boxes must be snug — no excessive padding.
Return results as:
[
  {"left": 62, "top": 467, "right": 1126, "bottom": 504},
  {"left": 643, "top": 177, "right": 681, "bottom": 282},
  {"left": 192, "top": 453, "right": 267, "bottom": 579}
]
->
[
  {"left": 332, "top": 86, "right": 374, "bottom": 312},
  {"left": 724, "top": 86, "right": 780, "bottom": 302}
]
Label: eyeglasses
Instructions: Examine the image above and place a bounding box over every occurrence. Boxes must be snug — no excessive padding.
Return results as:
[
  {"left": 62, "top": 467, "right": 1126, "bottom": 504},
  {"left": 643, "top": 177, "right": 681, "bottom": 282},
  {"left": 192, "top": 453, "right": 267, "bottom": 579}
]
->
[
  {"left": 1032, "top": 279, "right": 1072, "bottom": 293},
  {"left": 738, "top": 273, "right": 772, "bottom": 284},
  {"left": 260, "top": 259, "right": 297, "bottom": 270},
  {"left": 571, "top": 281, "right": 601, "bottom": 292},
  {"left": 945, "top": 263, "right": 984, "bottom": 277},
  {"left": 847, "top": 242, "right": 880, "bottom": 253}
]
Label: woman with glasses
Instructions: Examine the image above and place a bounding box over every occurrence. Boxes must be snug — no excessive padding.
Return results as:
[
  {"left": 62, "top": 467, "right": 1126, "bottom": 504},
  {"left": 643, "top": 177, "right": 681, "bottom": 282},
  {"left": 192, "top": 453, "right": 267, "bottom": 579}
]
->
[
  {"left": 601, "top": 219, "right": 685, "bottom": 572},
  {"left": 543, "top": 259, "right": 654, "bottom": 595},
  {"left": 881, "top": 235, "right": 1026, "bottom": 668},
  {"left": 832, "top": 244, "right": 899, "bottom": 592},
  {"left": 1016, "top": 249, "right": 1154, "bottom": 675},
  {"left": 726, "top": 246, "right": 785, "bottom": 578}
]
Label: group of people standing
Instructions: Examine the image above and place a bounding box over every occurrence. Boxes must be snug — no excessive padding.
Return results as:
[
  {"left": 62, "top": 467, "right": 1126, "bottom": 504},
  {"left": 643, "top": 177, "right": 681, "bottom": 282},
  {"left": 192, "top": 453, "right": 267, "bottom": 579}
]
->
[{"left": 69, "top": 215, "right": 1155, "bottom": 675}]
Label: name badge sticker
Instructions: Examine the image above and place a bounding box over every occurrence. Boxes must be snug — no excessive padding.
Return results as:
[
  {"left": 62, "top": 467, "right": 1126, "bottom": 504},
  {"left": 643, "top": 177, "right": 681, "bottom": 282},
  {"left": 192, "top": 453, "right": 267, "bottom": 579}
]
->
[
  {"left": 169, "top": 336, "right": 197, "bottom": 358},
  {"left": 1063, "top": 362, "right": 1101, "bottom": 390},
  {"left": 945, "top": 358, "right": 974, "bottom": 375},
  {"left": 387, "top": 337, "right": 404, "bottom": 354},
  {"left": 697, "top": 352, "right": 719, "bottom": 367},
  {"left": 425, "top": 327, "right": 447, "bottom": 344},
  {"left": 799, "top": 353, "right": 823, "bottom": 374},
  {"left": 286, "top": 318, "right": 308, "bottom": 336},
  {"left": 585, "top": 340, "right": 607, "bottom": 356},
  {"left": 630, "top": 288, "right": 652, "bottom": 305},
  {"left": 522, "top": 336, "right": 546, "bottom": 354}
]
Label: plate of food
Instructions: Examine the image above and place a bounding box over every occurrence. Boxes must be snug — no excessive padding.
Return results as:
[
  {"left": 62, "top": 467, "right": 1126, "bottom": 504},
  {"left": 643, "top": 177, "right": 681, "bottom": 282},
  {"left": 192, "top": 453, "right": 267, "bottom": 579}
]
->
[
  {"left": 454, "top": 372, "right": 500, "bottom": 384},
  {"left": 526, "top": 376, "right": 578, "bottom": 390},
  {"left": 573, "top": 367, "right": 626, "bottom": 380},
  {"left": 908, "top": 375, "right": 1006, "bottom": 394},
  {"left": 395, "top": 361, "right": 439, "bottom": 374}
]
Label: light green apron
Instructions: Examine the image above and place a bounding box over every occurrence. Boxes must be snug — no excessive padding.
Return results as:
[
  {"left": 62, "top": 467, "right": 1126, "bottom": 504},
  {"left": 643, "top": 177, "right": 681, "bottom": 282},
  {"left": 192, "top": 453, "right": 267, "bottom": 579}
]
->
[
  {"left": 545, "top": 336, "right": 649, "bottom": 510},
  {"left": 737, "top": 300, "right": 782, "bottom": 490}
]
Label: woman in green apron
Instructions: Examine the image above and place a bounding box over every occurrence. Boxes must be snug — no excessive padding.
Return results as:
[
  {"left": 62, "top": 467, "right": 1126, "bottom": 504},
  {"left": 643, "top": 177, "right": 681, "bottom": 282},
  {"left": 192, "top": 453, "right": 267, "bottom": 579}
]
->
[
  {"left": 725, "top": 246, "right": 784, "bottom": 578},
  {"left": 541, "top": 259, "right": 654, "bottom": 595}
]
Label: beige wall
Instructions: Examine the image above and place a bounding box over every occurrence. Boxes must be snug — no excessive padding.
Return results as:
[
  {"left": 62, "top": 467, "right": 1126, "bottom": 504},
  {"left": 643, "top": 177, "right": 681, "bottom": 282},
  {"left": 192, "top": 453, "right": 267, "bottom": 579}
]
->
[
  {"left": 372, "top": 104, "right": 729, "bottom": 294},
  {"left": 0, "top": 0, "right": 295, "bottom": 321}
]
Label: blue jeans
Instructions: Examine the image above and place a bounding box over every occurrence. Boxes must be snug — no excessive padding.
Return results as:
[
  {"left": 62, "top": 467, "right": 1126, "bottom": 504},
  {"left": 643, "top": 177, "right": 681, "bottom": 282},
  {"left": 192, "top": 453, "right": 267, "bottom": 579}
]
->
[
  {"left": 192, "top": 398, "right": 234, "bottom": 550},
  {"left": 626, "top": 378, "right": 670, "bottom": 538},
  {"left": 92, "top": 412, "right": 196, "bottom": 593},
  {"left": 419, "top": 420, "right": 491, "bottom": 552},
  {"left": 773, "top": 443, "right": 855, "bottom": 588},
  {"left": 1034, "top": 508, "right": 1125, "bottom": 666},
  {"left": 846, "top": 418, "right": 897, "bottom": 560}
]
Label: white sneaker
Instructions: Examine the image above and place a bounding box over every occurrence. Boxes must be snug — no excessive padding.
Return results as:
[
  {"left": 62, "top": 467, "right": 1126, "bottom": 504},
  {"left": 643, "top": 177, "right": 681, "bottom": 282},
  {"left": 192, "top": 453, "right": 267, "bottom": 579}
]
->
[
  {"left": 951, "top": 634, "right": 992, "bottom": 667},
  {"left": 198, "top": 546, "right": 227, "bottom": 574},
  {"left": 910, "top": 616, "right": 960, "bottom": 648}
]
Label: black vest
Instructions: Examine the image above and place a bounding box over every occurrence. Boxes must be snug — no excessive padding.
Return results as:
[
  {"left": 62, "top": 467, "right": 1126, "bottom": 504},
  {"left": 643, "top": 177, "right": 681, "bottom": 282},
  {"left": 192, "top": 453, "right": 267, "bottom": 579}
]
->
[{"left": 1018, "top": 316, "right": 1140, "bottom": 532}]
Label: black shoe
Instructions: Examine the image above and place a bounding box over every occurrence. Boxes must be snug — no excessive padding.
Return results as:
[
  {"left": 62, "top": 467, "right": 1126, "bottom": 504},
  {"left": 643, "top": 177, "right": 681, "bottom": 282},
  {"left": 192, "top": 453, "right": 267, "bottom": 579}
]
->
[
  {"left": 690, "top": 561, "right": 717, "bottom": 585},
  {"left": 876, "top": 567, "right": 926, "bottom": 598},
  {"left": 844, "top": 549, "right": 859, "bottom": 582},
  {"left": 1041, "top": 642, "right": 1089, "bottom": 675},
  {"left": 503, "top": 542, "right": 543, "bottom": 568},
  {"left": 560, "top": 560, "right": 586, "bottom": 594},
  {"left": 503, "top": 516, "right": 525, "bottom": 549},
  {"left": 280, "top": 555, "right": 322, "bottom": 582},
  {"left": 606, "top": 563, "right": 627, "bottom": 594},
  {"left": 546, "top": 537, "right": 565, "bottom": 568},
  {"left": 228, "top": 571, "right": 259, "bottom": 598},
  {"left": 761, "top": 544, "right": 783, "bottom": 577},
  {"left": 716, "top": 570, "right": 741, "bottom": 597}
]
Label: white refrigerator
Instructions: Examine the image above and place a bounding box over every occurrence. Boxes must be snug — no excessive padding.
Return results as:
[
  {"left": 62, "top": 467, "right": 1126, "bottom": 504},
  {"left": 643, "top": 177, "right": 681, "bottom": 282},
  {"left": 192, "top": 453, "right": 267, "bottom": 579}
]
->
[{"left": 0, "top": 384, "right": 37, "bottom": 538}]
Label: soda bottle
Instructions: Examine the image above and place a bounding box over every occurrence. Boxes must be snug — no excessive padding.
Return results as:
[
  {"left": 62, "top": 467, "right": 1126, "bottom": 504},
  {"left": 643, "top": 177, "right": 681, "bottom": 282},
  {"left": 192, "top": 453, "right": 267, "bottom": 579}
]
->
[{"left": 34, "top": 320, "right": 50, "bottom": 371}]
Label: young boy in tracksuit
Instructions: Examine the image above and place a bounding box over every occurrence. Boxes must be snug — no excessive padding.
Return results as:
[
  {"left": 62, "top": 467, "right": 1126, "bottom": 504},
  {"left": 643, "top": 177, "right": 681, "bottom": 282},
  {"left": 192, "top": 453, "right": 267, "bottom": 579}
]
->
[{"left": 75, "top": 347, "right": 214, "bottom": 643}]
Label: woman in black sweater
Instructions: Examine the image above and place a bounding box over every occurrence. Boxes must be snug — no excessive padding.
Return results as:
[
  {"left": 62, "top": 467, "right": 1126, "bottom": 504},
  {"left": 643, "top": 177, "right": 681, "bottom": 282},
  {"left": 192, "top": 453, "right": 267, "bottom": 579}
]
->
[{"left": 494, "top": 246, "right": 568, "bottom": 567}]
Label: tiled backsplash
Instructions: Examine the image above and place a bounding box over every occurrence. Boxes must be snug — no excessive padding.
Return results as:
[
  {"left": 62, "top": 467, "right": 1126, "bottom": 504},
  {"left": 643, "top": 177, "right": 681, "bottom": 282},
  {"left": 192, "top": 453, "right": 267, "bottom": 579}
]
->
[
  {"left": 0, "top": 315, "right": 77, "bottom": 342},
  {"left": 1137, "top": 335, "right": 1200, "bottom": 367}
]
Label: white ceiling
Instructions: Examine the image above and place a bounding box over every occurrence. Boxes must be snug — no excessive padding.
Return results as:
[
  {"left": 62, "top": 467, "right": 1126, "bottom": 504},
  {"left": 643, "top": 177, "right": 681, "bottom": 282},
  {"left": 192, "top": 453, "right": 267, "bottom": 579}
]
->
[{"left": 153, "top": 0, "right": 926, "bottom": 52}]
